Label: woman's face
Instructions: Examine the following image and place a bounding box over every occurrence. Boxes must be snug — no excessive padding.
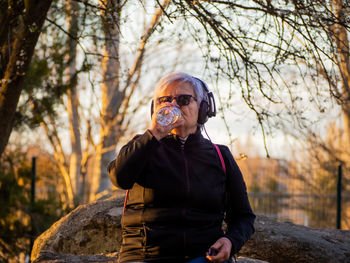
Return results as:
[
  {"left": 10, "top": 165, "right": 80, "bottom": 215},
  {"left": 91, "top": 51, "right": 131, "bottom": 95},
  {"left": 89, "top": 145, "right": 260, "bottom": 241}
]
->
[{"left": 155, "top": 81, "right": 199, "bottom": 134}]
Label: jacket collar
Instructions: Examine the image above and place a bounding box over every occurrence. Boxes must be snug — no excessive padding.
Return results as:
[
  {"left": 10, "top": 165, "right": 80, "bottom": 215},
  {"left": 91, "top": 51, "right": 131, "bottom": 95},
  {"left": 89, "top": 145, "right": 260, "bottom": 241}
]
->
[{"left": 162, "top": 128, "right": 203, "bottom": 148}]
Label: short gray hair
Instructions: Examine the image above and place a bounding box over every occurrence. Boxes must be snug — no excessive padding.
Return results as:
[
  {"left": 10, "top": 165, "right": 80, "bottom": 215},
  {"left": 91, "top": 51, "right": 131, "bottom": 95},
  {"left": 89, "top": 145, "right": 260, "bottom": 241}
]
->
[{"left": 153, "top": 72, "right": 208, "bottom": 108}]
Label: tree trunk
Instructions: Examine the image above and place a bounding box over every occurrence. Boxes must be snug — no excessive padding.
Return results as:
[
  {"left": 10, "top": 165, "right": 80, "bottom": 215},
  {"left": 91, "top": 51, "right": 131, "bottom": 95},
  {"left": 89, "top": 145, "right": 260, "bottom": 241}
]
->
[
  {"left": 90, "top": 0, "right": 172, "bottom": 201},
  {"left": 90, "top": 0, "right": 123, "bottom": 201},
  {"left": 65, "top": 0, "right": 82, "bottom": 203},
  {"left": 40, "top": 117, "right": 75, "bottom": 209},
  {"left": 0, "top": 0, "right": 53, "bottom": 158},
  {"left": 332, "top": 0, "right": 350, "bottom": 153}
]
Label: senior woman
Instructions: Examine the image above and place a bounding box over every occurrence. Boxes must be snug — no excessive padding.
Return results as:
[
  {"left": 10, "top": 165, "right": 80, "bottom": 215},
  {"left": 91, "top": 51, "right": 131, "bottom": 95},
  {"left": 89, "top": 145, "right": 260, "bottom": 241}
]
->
[{"left": 108, "top": 72, "right": 255, "bottom": 263}]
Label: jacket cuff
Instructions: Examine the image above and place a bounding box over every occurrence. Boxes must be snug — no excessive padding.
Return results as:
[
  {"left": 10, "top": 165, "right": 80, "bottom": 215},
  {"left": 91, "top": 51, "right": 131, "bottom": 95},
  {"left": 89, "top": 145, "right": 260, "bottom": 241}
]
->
[{"left": 223, "top": 234, "right": 238, "bottom": 255}]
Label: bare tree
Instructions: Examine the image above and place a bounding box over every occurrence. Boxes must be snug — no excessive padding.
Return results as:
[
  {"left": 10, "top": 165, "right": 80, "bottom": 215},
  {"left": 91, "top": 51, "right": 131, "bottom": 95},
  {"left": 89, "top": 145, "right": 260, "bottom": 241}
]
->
[
  {"left": 167, "top": 0, "right": 350, "bottom": 156},
  {"left": 9, "top": 0, "right": 350, "bottom": 208},
  {"left": 288, "top": 120, "right": 350, "bottom": 228},
  {"left": 25, "top": 0, "right": 178, "bottom": 205},
  {"left": 65, "top": 0, "right": 83, "bottom": 202},
  {"left": 91, "top": 0, "right": 172, "bottom": 201},
  {"left": 331, "top": 0, "right": 350, "bottom": 149}
]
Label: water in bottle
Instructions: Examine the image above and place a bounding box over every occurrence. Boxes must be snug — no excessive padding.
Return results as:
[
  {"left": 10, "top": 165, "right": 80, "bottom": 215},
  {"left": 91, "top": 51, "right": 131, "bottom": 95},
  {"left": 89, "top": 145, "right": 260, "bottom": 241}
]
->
[{"left": 156, "top": 106, "right": 181, "bottom": 126}]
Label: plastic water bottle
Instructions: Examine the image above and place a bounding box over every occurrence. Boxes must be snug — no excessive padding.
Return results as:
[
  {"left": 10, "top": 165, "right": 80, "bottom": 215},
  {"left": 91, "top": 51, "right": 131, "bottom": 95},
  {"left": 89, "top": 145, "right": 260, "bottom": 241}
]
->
[{"left": 156, "top": 106, "right": 181, "bottom": 126}]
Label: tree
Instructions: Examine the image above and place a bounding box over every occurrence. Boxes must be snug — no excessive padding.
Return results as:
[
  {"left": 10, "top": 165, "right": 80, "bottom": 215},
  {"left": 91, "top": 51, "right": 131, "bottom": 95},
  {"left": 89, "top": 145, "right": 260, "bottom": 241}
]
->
[
  {"left": 0, "top": 0, "right": 53, "bottom": 158},
  {"left": 9, "top": 0, "right": 350, "bottom": 207},
  {"left": 65, "top": 0, "right": 82, "bottom": 202},
  {"left": 288, "top": 120, "right": 350, "bottom": 228},
  {"left": 165, "top": 0, "right": 350, "bottom": 157},
  {"left": 91, "top": 0, "right": 172, "bottom": 200},
  {"left": 18, "top": 0, "right": 190, "bottom": 206}
]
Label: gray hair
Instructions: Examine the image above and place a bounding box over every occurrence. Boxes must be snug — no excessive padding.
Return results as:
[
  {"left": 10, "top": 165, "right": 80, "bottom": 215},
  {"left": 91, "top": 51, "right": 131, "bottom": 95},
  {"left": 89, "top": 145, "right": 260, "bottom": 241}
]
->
[{"left": 153, "top": 72, "right": 208, "bottom": 108}]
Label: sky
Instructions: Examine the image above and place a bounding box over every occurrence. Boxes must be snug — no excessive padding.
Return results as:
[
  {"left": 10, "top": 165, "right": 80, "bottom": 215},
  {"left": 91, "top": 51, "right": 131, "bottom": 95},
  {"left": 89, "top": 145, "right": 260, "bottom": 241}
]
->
[{"left": 9, "top": 0, "right": 346, "bottom": 165}]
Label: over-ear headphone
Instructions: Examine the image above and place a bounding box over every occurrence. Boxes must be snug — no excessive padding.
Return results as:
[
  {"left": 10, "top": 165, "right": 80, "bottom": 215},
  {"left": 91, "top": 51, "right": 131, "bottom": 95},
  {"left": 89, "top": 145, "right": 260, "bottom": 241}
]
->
[
  {"left": 195, "top": 77, "right": 216, "bottom": 124},
  {"left": 150, "top": 77, "right": 216, "bottom": 124}
]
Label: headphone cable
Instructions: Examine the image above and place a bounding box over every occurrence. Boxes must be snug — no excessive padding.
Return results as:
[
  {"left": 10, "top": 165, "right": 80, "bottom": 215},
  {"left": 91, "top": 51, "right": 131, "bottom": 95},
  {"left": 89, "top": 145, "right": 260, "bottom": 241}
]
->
[{"left": 203, "top": 125, "right": 212, "bottom": 142}]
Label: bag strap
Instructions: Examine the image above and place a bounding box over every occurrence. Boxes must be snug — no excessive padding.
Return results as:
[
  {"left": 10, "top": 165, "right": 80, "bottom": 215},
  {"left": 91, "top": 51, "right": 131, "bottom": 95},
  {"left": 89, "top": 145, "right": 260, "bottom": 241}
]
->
[
  {"left": 213, "top": 144, "right": 226, "bottom": 174},
  {"left": 123, "top": 144, "right": 226, "bottom": 215},
  {"left": 123, "top": 190, "right": 129, "bottom": 215}
]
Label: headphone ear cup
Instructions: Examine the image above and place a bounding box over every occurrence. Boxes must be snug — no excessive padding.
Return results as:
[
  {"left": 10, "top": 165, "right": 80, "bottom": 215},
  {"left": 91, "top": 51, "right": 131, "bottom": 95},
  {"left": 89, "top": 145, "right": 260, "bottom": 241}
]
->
[
  {"left": 207, "top": 92, "right": 216, "bottom": 117},
  {"left": 198, "top": 100, "right": 209, "bottom": 124},
  {"left": 151, "top": 100, "right": 154, "bottom": 117}
]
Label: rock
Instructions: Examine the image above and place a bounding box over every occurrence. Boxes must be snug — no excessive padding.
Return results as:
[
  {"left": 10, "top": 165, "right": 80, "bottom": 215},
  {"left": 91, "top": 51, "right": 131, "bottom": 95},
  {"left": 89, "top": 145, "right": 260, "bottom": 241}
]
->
[
  {"left": 31, "top": 197, "right": 350, "bottom": 263},
  {"left": 32, "top": 251, "right": 118, "bottom": 263},
  {"left": 236, "top": 257, "right": 268, "bottom": 263},
  {"left": 31, "top": 197, "right": 124, "bottom": 262},
  {"left": 239, "top": 215, "right": 350, "bottom": 263},
  {"left": 32, "top": 252, "right": 266, "bottom": 263}
]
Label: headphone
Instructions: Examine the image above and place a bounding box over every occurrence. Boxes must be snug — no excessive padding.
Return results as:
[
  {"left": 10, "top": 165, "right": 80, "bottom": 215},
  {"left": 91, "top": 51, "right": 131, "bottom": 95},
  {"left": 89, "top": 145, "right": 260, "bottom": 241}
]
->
[
  {"left": 151, "top": 77, "right": 216, "bottom": 125},
  {"left": 195, "top": 77, "right": 216, "bottom": 124}
]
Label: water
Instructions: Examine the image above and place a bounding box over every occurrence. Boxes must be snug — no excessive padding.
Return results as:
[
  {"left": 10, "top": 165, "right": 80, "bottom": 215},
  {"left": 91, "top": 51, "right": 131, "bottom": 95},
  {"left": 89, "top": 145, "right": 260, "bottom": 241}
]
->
[{"left": 156, "top": 106, "right": 181, "bottom": 126}]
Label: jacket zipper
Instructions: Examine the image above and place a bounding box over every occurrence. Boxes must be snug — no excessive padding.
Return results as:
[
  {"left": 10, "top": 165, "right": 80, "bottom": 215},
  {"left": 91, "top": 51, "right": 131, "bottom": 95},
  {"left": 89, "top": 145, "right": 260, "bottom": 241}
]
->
[
  {"left": 182, "top": 148, "right": 189, "bottom": 254},
  {"left": 182, "top": 149, "right": 190, "bottom": 194}
]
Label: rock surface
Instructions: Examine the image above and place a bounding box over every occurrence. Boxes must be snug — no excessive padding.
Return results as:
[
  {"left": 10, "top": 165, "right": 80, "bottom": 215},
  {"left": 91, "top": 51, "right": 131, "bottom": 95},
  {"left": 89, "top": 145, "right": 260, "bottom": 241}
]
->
[
  {"left": 239, "top": 215, "right": 350, "bottom": 263},
  {"left": 31, "top": 196, "right": 350, "bottom": 263},
  {"left": 33, "top": 251, "right": 267, "bottom": 263},
  {"left": 33, "top": 251, "right": 118, "bottom": 263},
  {"left": 31, "top": 197, "right": 124, "bottom": 262}
]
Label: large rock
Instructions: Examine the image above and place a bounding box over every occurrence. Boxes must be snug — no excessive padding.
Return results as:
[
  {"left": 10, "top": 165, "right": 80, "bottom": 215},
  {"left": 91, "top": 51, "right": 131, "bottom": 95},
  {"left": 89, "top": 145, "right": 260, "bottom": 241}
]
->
[
  {"left": 240, "top": 215, "right": 350, "bottom": 263},
  {"left": 33, "top": 251, "right": 266, "bottom": 263},
  {"left": 32, "top": 251, "right": 118, "bottom": 263},
  {"left": 32, "top": 196, "right": 350, "bottom": 263},
  {"left": 31, "top": 196, "right": 124, "bottom": 262}
]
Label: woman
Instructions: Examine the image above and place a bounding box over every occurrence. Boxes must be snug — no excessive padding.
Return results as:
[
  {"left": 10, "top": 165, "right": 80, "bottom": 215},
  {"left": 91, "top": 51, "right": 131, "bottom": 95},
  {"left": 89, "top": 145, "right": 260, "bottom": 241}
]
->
[{"left": 108, "top": 72, "right": 255, "bottom": 263}]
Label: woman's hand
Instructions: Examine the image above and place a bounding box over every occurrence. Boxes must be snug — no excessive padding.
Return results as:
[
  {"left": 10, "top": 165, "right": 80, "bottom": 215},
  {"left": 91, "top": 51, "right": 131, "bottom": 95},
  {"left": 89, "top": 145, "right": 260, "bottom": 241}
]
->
[{"left": 206, "top": 237, "right": 232, "bottom": 263}]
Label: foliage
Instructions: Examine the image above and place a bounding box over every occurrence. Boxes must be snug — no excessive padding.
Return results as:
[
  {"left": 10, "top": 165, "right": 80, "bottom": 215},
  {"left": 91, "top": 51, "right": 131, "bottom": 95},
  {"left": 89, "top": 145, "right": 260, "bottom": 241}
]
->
[
  {"left": 0, "top": 150, "right": 31, "bottom": 261},
  {"left": 0, "top": 0, "right": 53, "bottom": 158},
  {"left": 0, "top": 146, "right": 68, "bottom": 262}
]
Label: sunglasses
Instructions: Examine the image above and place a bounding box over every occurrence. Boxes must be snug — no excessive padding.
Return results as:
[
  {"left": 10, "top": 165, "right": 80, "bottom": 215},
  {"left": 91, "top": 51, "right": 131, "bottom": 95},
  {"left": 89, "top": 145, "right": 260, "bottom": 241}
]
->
[{"left": 157, "top": 94, "right": 197, "bottom": 106}]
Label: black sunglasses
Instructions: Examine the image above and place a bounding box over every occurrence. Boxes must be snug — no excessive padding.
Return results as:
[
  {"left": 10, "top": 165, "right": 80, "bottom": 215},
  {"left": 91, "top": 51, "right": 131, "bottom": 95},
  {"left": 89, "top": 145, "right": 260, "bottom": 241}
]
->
[{"left": 157, "top": 94, "right": 197, "bottom": 106}]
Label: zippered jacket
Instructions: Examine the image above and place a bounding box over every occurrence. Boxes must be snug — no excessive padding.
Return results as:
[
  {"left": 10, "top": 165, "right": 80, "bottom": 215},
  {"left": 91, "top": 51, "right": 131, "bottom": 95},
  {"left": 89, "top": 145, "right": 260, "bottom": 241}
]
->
[{"left": 108, "top": 129, "right": 255, "bottom": 263}]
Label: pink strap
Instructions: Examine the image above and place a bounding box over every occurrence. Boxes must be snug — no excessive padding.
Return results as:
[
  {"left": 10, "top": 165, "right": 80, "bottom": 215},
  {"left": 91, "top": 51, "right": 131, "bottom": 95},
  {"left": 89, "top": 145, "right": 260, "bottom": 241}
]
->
[
  {"left": 213, "top": 144, "right": 226, "bottom": 174},
  {"left": 123, "top": 190, "right": 129, "bottom": 215}
]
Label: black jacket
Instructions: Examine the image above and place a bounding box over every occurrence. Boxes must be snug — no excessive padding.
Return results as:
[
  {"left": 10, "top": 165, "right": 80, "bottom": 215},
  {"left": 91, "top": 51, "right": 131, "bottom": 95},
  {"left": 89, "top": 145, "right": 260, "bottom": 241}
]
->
[{"left": 108, "top": 130, "right": 255, "bottom": 263}]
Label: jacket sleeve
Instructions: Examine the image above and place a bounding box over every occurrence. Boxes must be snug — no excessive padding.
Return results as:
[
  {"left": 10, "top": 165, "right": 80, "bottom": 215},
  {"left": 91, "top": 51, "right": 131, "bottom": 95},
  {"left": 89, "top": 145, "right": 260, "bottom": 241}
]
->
[
  {"left": 220, "top": 145, "right": 256, "bottom": 254},
  {"left": 107, "top": 130, "right": 160, "bottom": 189}
]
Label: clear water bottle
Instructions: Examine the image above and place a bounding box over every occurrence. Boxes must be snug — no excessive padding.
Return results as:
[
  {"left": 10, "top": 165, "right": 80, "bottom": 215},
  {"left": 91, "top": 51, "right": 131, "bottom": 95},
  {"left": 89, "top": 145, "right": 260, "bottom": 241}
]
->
[{"left": 156, "top": 106, "right": 181, "bottom": 126}]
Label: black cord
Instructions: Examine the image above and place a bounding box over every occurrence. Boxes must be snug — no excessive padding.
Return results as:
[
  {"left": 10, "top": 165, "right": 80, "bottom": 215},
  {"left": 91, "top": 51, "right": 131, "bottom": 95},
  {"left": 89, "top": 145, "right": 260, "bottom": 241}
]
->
[{"left": 203, "top": 125, "right": 212, "bottom": 141}]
